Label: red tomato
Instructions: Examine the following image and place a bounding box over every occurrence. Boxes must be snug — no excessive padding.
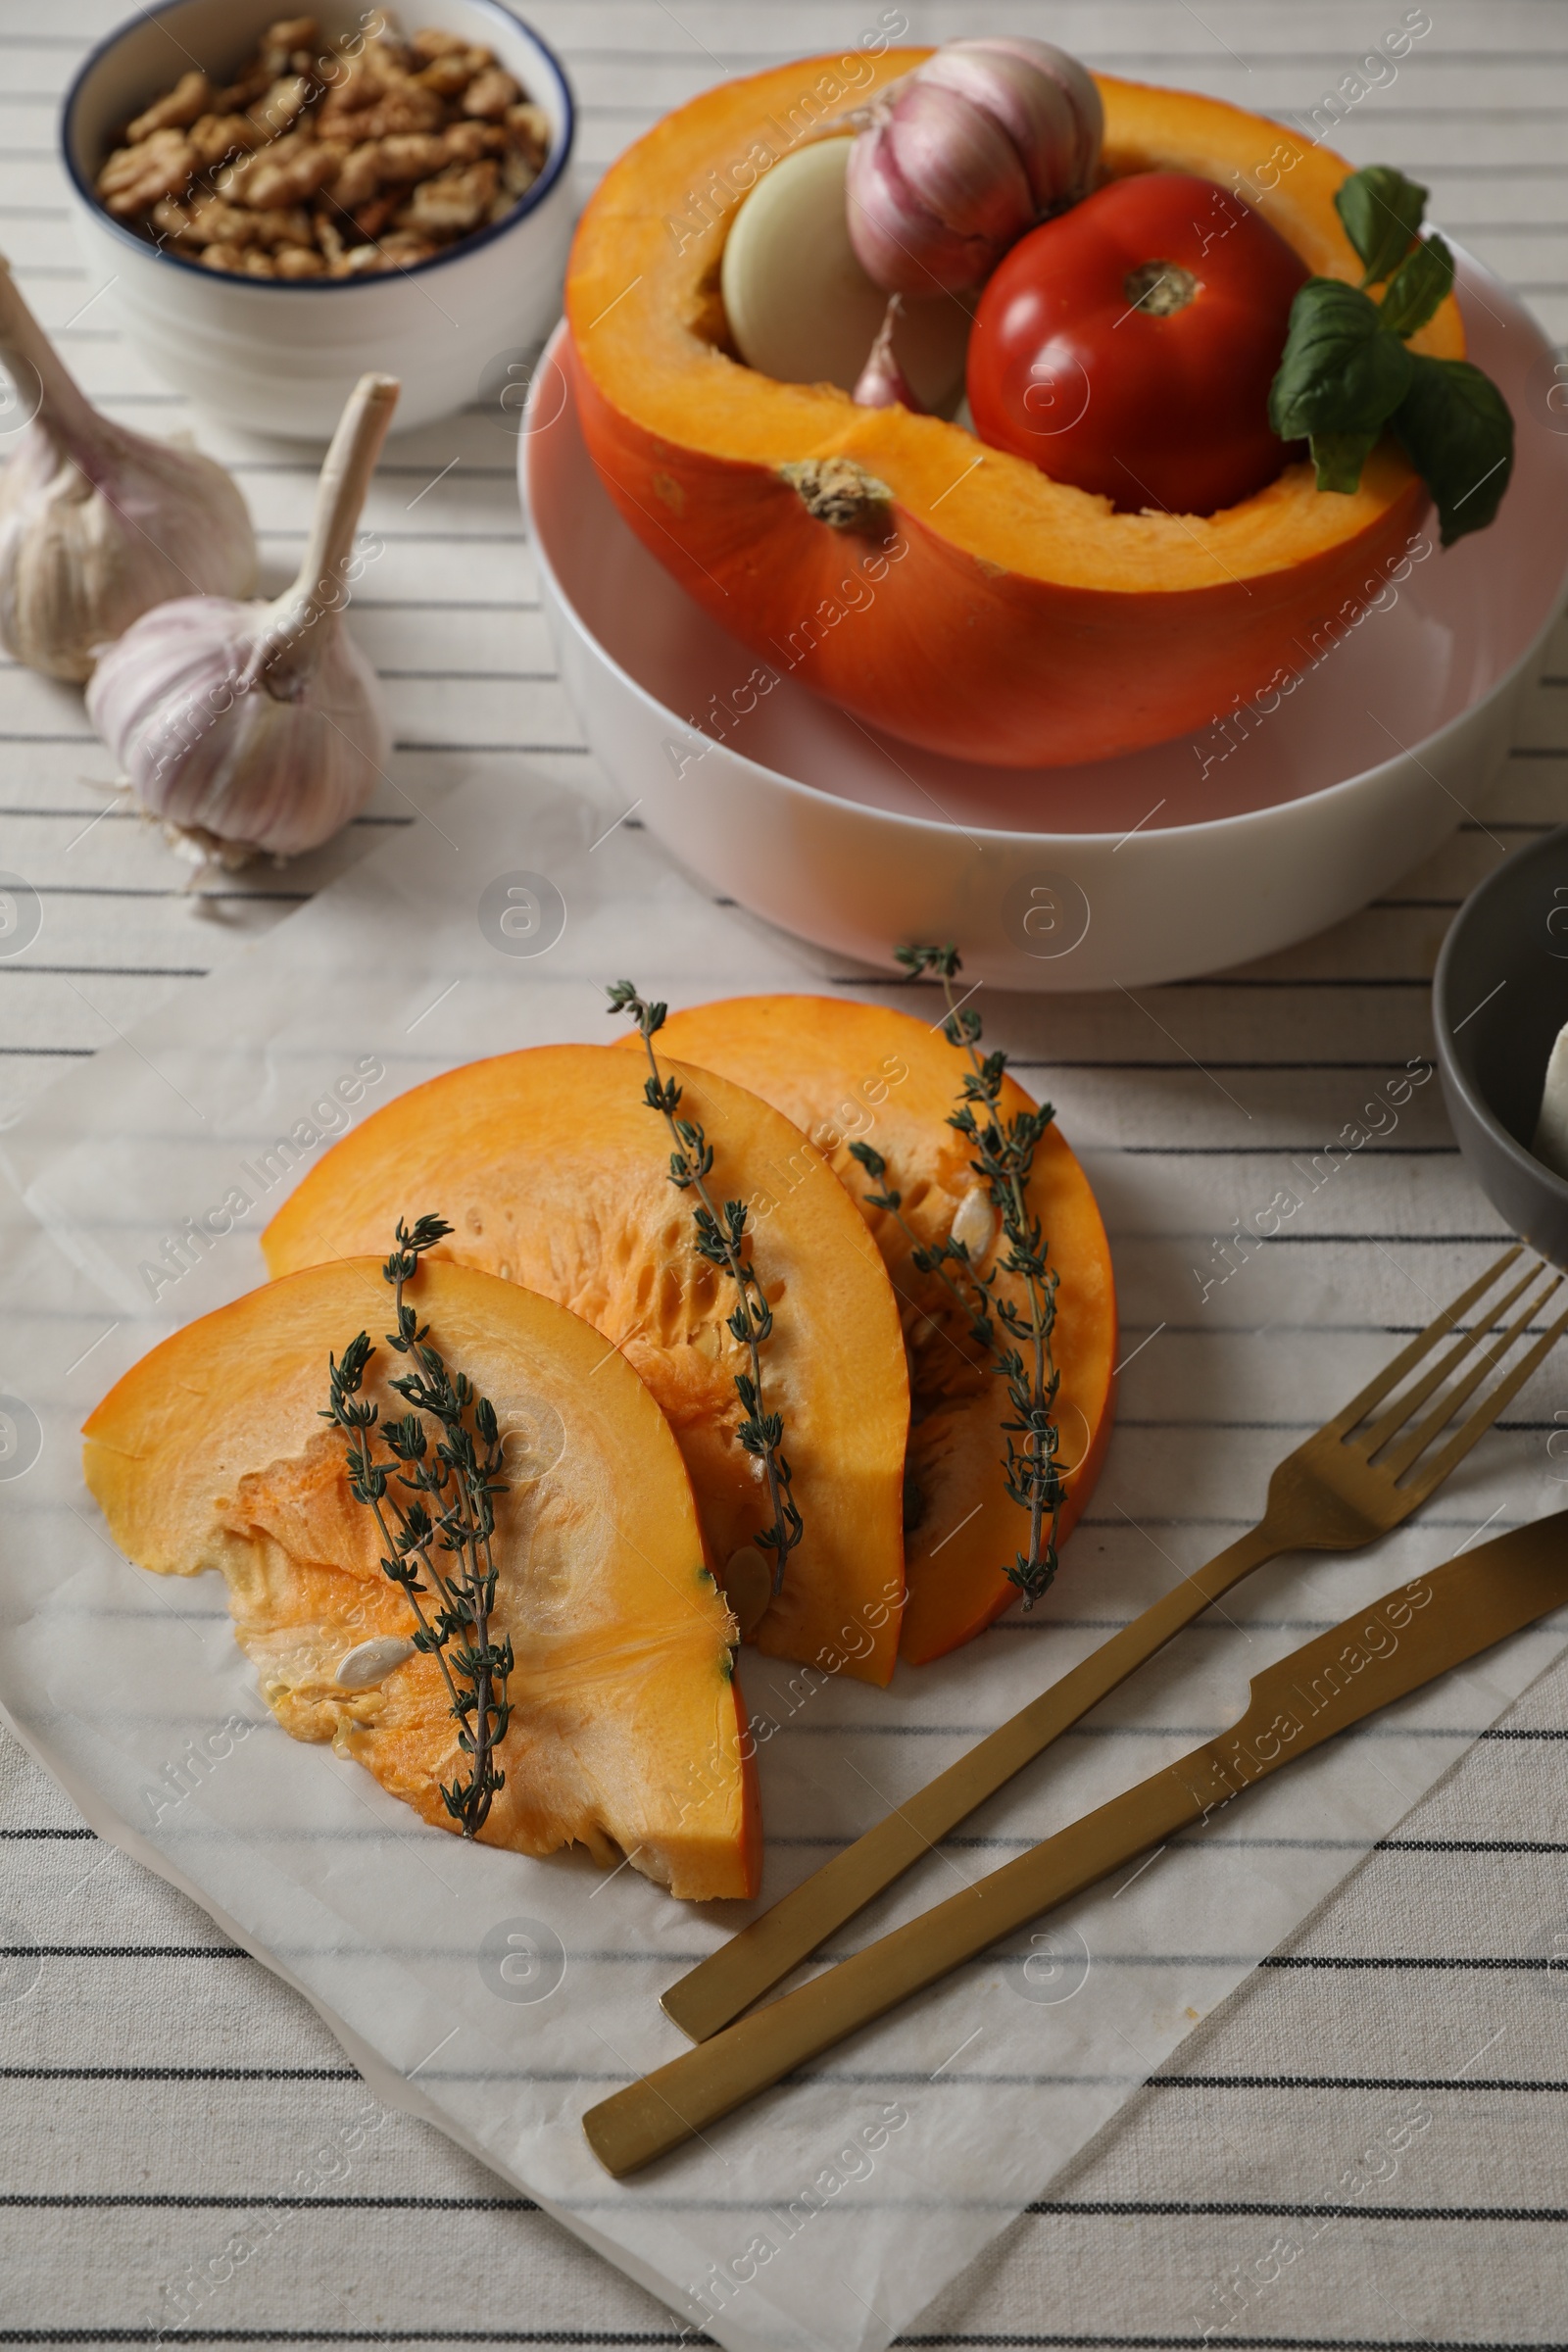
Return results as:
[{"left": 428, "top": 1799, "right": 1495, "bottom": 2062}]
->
[{"left": 966, "top": 172, "right": 1308, "bottom": 516}]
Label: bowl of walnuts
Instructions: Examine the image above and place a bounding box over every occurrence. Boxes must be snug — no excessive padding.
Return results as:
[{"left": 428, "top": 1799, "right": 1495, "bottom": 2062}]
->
[{"left": 62, "top": 0, "right": 575, "bottom": 437}]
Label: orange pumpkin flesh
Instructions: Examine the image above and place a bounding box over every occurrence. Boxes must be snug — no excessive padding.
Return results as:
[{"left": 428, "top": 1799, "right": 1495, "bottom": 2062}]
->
[
  {"left": 83, "top": 1258, "right": 760, "bottom": 1901},
  {"left": 639, "top": 1000, "right": 1116, "bottom": 1663},
  {"left": 565, "top": 59, "right": 1465, "bottom": 768},
  {"left": 262, "top": 1047, "right": 907, "bottom": 1686}
]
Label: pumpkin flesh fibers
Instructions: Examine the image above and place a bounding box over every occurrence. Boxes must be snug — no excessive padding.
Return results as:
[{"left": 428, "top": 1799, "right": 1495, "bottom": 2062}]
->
[
  {"left": 83, "top": 1258, "right": 760, "bottom": 1900},
  {"left": 565, "top": 59, "right": 1465, "bottom": 768},
  {"left": 263, "top": 1046, "right": 908, "bottom": 1685},
  {"left": 642, "top": 999, "right": 1117, "bottom": 1662}
]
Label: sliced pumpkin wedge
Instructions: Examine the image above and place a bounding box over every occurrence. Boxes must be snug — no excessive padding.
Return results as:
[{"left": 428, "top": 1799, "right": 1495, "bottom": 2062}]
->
[
  {"left": 262, "top": 1046, "right": 907, "bottom": 1685},
  {"left": 639, "top": 999, "right": 1117, "bottom": 1663},
  {"left": 83, "top": 1256, "right": 759, "bottom": 1899}
]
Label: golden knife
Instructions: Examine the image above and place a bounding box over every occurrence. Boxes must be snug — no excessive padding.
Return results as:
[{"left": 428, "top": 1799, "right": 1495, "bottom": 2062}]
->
[
  {"left": 584, "top": 1512, "right": 1568, "bottom": 2177},
  {"left": 662, "top": 1250, "right": 1567, "bottom": 2043}
]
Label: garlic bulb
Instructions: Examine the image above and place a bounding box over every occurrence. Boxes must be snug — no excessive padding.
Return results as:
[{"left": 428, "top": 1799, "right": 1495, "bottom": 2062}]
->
[
  {"left": 846, "top": 38, "right": 1103, "bottom": 296},
  {"left": 86, "top": 373, "right": 399, "bottom": 864},
  {"left": 0, "top": 256, "right": 255, "bottom": 681}
]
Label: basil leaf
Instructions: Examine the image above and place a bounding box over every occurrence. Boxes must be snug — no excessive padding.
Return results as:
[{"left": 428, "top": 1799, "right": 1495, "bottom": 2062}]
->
[
  {"left": 1377, "top": 233, "right": 1455, "bottom": 340},
  {"left": 1268, "top": 278, "right": 1414, "bottom": 444},
  {"left": 1335, "top": 165, "right": 1428, "bottom": 285},
  {"left": 1308, "top": 432, "right": 1380, "bottom": 495},
  {"left": 1392, "top": 355, "right": 1516, "bottom": 545}
]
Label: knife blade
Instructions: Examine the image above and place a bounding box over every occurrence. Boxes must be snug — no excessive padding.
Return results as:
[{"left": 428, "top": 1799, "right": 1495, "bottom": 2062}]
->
[{"left": 583, "top": 1511, "right": 1568, "bottom": 2178}]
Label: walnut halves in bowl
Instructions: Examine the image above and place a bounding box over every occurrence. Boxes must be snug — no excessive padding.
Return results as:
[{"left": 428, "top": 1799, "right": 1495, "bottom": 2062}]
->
[{"left": 94, "top": 15, "right": 552, "bottom": 279}]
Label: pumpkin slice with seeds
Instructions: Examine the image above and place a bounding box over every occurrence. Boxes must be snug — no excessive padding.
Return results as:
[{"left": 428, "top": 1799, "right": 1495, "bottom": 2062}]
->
[
  {"left": 83, "top": 1256, "right": 760, "bottom": 1899},
  {"left": 263, "top": 1046, "right": 908, "bottom": 1685},
  {"left": 638, "top": 999, "right": 1116, "bottom": 1663}
]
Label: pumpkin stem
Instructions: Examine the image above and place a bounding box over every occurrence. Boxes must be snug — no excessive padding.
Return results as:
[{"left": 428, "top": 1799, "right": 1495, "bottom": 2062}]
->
[{"left": 779, "top": 456, "right": 894, "bottom": 535}]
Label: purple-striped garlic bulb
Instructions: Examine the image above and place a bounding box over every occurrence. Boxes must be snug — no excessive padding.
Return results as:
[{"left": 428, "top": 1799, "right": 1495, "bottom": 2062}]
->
[{"left": 846, "top": 38, "right": 1103, "bottom": 297}]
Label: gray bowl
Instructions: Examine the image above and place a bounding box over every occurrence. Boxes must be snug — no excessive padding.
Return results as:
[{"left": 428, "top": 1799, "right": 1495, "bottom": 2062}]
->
[{"left": 1434, "top": 824, "right": 1568, "bottom": 1265}]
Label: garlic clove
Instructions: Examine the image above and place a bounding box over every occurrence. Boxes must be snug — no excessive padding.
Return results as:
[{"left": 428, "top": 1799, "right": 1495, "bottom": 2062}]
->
[
  {"left": 846, "top": 36, "right": 1103, "bottom": 296},
  {"left": 853, "top": 294, "right": 924, "bottom": 412},
  {"left": 85, "top": 372, "right": 398, "bottom": 864},
  {"left": 846, "top": 105, "right": 1000, "bottom": 296},
  {"left": 930, "top": 40, "right": 1103, "bottom": 210},
  {"left": 886, "top": 79, "right": 1036, "bottom": 251},
  {"left": 0, "top": 255, "right": 256, "bottom": 681}
]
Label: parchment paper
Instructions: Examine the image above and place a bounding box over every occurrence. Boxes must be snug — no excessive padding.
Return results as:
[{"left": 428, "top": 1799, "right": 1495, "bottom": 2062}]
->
[{"left": 0, "top": 770, "right": 1562, "bottom": 2352}]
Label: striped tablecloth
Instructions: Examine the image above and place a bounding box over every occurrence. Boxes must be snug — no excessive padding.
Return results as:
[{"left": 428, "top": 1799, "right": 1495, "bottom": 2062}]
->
[{"left": 3, "top": 3, "right": 1568, "bottom": 2344}]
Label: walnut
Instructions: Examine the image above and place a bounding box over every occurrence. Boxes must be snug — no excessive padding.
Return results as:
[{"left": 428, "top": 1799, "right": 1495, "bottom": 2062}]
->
[
  {"left": 183, "top": 198, "right": 266, "bottom": 249},
  {"left": 256, "top": 205, "right": 318, "bottom": 247},
  {"left": 188, "top": 112, "right": 265, "bottom": 169},
  {"left": 500, "top": 146, "right": 539, "bottom": 200},
  {"left": 260, "top": 18, "right": 318, "bottom": 76},
  {"left": 248, "top": 74, "right": 312, "bottom": 138},
  {"left": 125, "top": 71, "right": 212, "bottom": 142},
  {"left": 416, "top": 45, "right": 493, "bottom": 97},
  {"left": 361, "top": 84, "right": 446, "bottom": 137},
  {"left": 409, "top": 26, "right": 469, "bottom": 61},
  {"left": 372, "top": 231, "right": 439, "bottom": 270},
  {"left": 198, "top": 242, "right": 251, "bottom": 272},
  {"left": 239, "top": 248, "right": 278, "bottom": 277},
  {"left": 97, "top": 128, "right": 195, "bottom": 216},
  {"left": 327, "top": 140, "right": 382, "bottom": 209},
  {"left": 348, "top": 194, "right": 399, "bottom": 240},
  {"left": 273, "top": 244, "right": 326, "bottom": 277},
  {"left": 376, "top": 132, "right": 448, "bottom": 182},
  {"left": 210, "top": 65, "right": 275, "bottom": 113},
  {"left": 395, "top": 159, "right": 497, "bottom": 235},
  {"left": 148, "top": 196, "right": 193, "bottom": 241},
  {"left": 463, "top": 68, "right": 520, "bottom": 120},
  {"left": 222, "top": 129, "right": 343, "bottom": 209},
  {"left": 442, "top": 119, "right": 503, "bottom": 163},
  {"left": 506, "top": 102, "right": 551, "bottom": 162}
]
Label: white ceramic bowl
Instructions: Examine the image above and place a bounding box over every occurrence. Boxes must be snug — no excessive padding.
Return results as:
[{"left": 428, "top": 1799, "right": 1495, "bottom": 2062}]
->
[
  {"left": 523, "top": 254, "right": 1568, "bottom": 991},
  {"left": 62, "top": 0, "right": 574, "bottom": 440}
]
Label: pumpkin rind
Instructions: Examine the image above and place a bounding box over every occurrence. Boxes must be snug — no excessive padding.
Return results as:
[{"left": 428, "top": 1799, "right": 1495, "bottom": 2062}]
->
[
  {"left": 262, "top": 1046, "right": 908, "bottom": 1685},
  {"left": 564, "top": 57, "right": 1464, "bottom": 768},
  {"left": 83, "top": 1258, "right": 760, "bottom": 1900},
  {"left": 640, "top": 998, "right": 1117, "bottom": 1661}
]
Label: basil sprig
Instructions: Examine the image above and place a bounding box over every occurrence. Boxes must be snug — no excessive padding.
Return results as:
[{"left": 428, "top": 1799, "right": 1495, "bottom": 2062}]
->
[{"left": 1267, "top": 165, "right": 1513, "bottom": 545}]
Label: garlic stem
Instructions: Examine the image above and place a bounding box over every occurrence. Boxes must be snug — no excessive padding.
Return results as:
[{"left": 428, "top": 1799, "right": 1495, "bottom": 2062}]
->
[
  {"left": 0, "top": 256, "right": 100, "bottom": 456},
  {"left": 262, "top": 371, "right": 398, "bottom": 689},
  {"left": 298, "top": 372, "right": 400, "bottom": 625}
]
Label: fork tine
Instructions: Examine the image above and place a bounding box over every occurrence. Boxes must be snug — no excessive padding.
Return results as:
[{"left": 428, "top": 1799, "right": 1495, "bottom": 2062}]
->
[
  {"left": 1377, "top": 1272, "right": 1563, "bottom": 1479},
  {"left": 1324, "top": 1246, "right": 1522, "bottom": 1438},
  {"left": 1400, "top": 1296, "right": 1568, "bottom": 1501},
  {"left": 1354, "top": 1261, "right": 1544, "bottom": 1460}
]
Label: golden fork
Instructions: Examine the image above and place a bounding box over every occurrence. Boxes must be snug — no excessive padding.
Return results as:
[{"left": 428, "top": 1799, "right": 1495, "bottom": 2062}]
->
[{"left": 663, "top": 1245, "right": 1568, "bottom": 2043}]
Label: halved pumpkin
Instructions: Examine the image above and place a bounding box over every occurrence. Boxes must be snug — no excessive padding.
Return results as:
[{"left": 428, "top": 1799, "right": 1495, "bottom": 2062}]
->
[
  {"left": 565, "top": 58, "right": 1464, "bottom": 767},
  {"left": 262, "top": 1047, "right": 907, "bottom": 1685},
  {"left": 83, "top": 1257, "right": 760, "bottom": 1899},
  {"left": 639, "top": 999, "right": 1116, "bottom": 1662}
]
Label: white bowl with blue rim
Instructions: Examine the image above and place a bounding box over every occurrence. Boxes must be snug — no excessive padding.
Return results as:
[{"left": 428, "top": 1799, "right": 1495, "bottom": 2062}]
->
[
  {"left": 61, "top": 0, "right": 575, "bottom": 440},
  {"left": 520, "top": 251, "right": 1568, "bottom": 992}
]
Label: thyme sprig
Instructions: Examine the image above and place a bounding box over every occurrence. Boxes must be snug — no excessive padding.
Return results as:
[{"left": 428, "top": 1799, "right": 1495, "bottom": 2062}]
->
[
  {"left": 885, "top": 946, "right": 1065, "bottom": 1608},
  {"left": 607, "top": 980, "right": 803, "bottom": 1595},
  {"left": 323, "top": 1215, "right": 513, "bottom": 1838}
]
